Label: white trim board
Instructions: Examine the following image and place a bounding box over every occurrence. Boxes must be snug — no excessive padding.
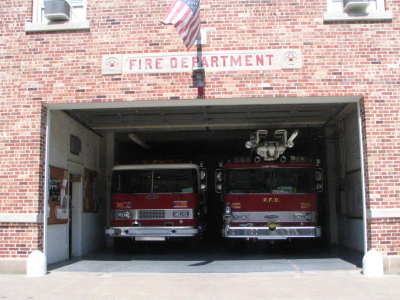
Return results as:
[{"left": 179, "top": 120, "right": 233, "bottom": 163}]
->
[
  {"left": 46, "top": 96, "right": 361, "bottom": 110},
  {"left": 0, "top": 213, "right": 43, "bottom": 223},
  {"left": 25, "top": 21, "right": 90, "bottom": 33},
  {"left": 368, "top": 208, "right": 400, "bottom": 219}
]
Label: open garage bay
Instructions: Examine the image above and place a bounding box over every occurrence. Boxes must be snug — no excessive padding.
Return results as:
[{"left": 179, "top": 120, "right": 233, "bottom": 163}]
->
[{"left": 46, "top": 97, "right": 366, "bottom": 273}]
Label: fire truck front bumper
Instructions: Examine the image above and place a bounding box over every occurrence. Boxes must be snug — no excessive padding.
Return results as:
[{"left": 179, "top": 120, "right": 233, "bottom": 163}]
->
[
  {"left": 223, "top": 225, "right": 321, "bottom": 240},
  {"left": 105, "top": 226, "right": 200, "bottom": 239}
]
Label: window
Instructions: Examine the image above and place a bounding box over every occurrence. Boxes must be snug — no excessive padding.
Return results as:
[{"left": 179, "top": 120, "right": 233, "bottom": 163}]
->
[
  {"left": 225, "top": 168, "right": 316, "bottom": 194},
  {"left": 111, "top": 169, "right": 198, "bottom": 194},
  {"left": 25, "top": 0, "right": 89, "bottom": 32},
  {"left": 112, "top": 170, "right": 152, "bottom": 194},
  {"left": 153, "top": 169, "right": 197, "bottom": 193},
  {"left": 324, "top": 0, "right": 392, "bottom": 21}
]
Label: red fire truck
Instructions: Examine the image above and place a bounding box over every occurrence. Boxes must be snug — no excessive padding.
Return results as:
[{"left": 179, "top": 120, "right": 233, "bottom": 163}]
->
[
  {"left": 105, "top": 163, "right": 207, "bottom": 244},
  {"left": 215, "top": 129, "right": 323, "bottom": 241}
]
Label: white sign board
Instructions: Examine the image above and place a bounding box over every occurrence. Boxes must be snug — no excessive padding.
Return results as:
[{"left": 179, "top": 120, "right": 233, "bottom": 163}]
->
[{"left": 102, "top": 50, "right": 302, "bottom": 75}]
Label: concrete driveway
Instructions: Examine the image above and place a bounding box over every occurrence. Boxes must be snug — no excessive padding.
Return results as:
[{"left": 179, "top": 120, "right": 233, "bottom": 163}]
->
[{"left": 1, "top": 270, "right": 399, "bottom": 300}]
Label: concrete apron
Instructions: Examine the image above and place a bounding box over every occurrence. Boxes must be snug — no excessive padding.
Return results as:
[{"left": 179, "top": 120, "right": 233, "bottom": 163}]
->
[{"left": 0, "top": 271, "right": 399, "bottom": 300}]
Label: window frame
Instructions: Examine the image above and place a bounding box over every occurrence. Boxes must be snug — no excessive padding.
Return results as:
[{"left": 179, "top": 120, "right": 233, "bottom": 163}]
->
[
  {"left": 26, "top": 0, "right": 90, "bottom": 33},
  {"left": 324, "top": 0, "right": 392, "bottom": 22}
]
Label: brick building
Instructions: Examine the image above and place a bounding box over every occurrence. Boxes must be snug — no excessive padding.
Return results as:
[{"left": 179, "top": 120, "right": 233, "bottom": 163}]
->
[{"left": 0, "top": 0, "right": 399, "bottom": 273}]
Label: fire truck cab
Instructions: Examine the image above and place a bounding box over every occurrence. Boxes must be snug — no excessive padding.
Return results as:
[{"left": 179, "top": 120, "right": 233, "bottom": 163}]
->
[
  {"left": 105, "top": 163, "right": 207, "bottom": 244},
  {"left": 216, "top": 129, "right": 324, "bottom": 241},
  {"left": 216, "top": 160, "right": 323, "bottom": 240}
]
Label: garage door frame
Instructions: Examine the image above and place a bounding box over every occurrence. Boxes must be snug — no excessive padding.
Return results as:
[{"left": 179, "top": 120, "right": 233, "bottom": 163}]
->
[{"left": 43, "top": 95, "right": 367, "bottom": 260}]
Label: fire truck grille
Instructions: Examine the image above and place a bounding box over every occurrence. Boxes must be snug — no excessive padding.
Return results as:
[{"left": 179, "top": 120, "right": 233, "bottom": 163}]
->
[{"left": 138, "top": 210, "right": 166, "bottom": 220}]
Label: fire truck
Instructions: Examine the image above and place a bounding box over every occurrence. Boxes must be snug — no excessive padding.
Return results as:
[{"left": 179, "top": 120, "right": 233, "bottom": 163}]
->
[
  {"left": 105, "top": 163, "right": 207, "bottom": 245},
  {"left": 216, "top": 129, "right": 323, "bottom": 241}
]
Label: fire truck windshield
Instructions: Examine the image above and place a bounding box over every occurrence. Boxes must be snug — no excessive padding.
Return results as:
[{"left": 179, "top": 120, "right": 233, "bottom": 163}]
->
[
  {"left": 225, "top": 167, "right": 315, "bottom": 194},
  {"left": 112, "top": 169, "right": 198, "bottom": 194}
]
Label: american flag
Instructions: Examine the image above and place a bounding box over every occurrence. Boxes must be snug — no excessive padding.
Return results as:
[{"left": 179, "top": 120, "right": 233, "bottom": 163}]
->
[{"left": 162, "top": 0, "right": 201, "bottom": 48}]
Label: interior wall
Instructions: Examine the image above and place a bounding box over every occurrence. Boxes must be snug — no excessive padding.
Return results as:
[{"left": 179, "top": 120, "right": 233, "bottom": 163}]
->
[
  {"left": 47, "top": 224, "right": 69, "bottom": 265},
  {"left": 337, "top": 107, "right": 364, "bottom": 252},
  {"left": 325, "top": 125, "right": 339, "bottom": 245},
  {"left": 47, "top": 111, "right": 104, "bottom": 264}
]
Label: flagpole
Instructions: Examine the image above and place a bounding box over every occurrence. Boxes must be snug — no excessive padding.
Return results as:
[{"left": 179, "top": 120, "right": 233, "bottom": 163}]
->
[
  {"left": 195, "top": 33, "right": 205, "bottom": 99},
  {"left": 162, "top": 0, "right": 204, "bottom": 97}
]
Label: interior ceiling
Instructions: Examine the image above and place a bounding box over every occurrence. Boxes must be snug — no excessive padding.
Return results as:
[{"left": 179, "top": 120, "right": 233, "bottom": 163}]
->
[{"left": 65, "top": 102, "right": 351, "bottom": 143}]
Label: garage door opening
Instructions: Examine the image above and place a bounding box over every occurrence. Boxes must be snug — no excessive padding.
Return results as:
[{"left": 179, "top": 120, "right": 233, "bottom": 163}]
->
[{"left": 45, "top": 97, "right": 366, "bottom": 272}]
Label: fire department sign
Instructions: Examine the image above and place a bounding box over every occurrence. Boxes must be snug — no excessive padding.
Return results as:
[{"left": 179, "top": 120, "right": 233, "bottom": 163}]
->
[{"left": 102, "top": 50, "right": 302, "bottom": 75}]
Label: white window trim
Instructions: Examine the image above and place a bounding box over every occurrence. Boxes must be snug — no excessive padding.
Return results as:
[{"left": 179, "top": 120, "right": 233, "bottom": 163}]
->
[
  {"left": 324, "top": 0, "right": 392, "bottom": 22},
  {"left": 25, "top": 0, "right": 89, "bottom": 33}
]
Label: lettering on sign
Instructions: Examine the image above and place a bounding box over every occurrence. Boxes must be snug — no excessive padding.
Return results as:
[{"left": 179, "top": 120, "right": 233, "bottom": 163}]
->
[{"left": 102, "top": 50, "right": 302, "bottom": 75}]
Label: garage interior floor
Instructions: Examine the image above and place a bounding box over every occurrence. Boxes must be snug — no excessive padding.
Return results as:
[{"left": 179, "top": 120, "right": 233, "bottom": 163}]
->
[{"left": 49, "top": 241, "right": 362, "bottom": 274}]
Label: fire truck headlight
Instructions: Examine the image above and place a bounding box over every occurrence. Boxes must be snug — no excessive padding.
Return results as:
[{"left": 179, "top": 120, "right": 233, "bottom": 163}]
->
[
  {"left": 114, "top": 210, "right": 132, "bottom": 220},
  {"left": 315, "top": 170, "right": 323, "bottom": 181},
  {"left": 223, "top": 214, "right": 232, "bottom": 224},
  {"left": 200, "top": 169, "right": 207, "bottom": 180},
  {"left": 294, "top": 212, "right": 313, "bottom": 222},
  {"left": 215, "top": 169, "right": 224, "bottom": 194},
  {"left": 225, "top": 206, "right": 231, "bottom": 215}
]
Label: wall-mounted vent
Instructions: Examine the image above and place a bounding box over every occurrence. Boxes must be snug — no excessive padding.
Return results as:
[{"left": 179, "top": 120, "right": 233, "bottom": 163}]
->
[
  {"left": 44, "top": 0, "right": 71, "bottom": 21},
  {"left": 344, "top": 0, "right": 370, "bottom": 13}
]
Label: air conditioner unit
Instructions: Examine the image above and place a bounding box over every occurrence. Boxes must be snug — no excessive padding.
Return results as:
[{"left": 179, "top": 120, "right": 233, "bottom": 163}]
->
[
  {"left": 343, "top": 0, "right": 370, "bottom": 13},
  {"left": 44, "top": 0, "right": 71, "bottom": 21}
]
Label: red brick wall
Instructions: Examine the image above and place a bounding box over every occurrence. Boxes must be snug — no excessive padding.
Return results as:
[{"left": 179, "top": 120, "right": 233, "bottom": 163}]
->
[
  {"left": 369, "top": 219, "right": 400, "bottom": 255},
  {"left": 1, "top": 1, "right": 400, "bottom": 257},
  {"left": 0, "top": 223, "right": 42, "bottom": 258}
]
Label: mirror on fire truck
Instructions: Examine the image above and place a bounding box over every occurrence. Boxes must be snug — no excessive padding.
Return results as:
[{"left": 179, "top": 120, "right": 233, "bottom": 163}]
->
[
  {"left": 200, "top": 168, "right": 207, "bottom": 191},
  {"left": 315, "top": 169, "right": 324, "bottom": 192},
  {"left": 215, "top": 169, "right": 223, "bottom": 194}
]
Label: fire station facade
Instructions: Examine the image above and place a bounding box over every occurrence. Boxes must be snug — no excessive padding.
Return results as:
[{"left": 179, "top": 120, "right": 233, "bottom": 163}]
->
[{"left": 1, "top": 0, "right": 400, "bottom": 274}]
